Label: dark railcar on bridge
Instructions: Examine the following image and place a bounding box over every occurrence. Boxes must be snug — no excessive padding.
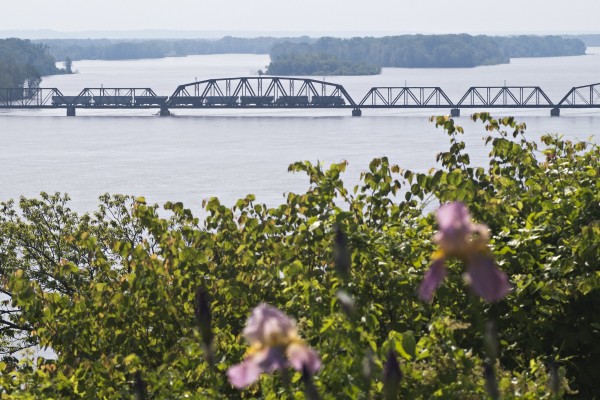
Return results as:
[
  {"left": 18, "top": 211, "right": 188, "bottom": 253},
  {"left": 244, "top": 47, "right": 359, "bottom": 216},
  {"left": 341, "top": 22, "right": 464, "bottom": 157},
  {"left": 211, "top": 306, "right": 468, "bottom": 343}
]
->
[
  {"left": 134, "top": 96, "right": 168, "bottom": 106},
  {"left": 169, "top": 96, "right": 204, "bottom": 106},
  {"left": 205, "top": 96, "right": 239, "bottom": 106},
  {"left": 310, "top": 96, "right": 345, "bottom": 106},
  {"left": 275, "top": 96, "right": 309, "bottom": 106},
  {"left": 94, "top": 96, "right": 133, "bottom": 106},
  {"left": 240, "top": 96, "right": 274, "bottom": 106},
  {"left": 52, "top": 96, "right": 93, "bottom": 106}
]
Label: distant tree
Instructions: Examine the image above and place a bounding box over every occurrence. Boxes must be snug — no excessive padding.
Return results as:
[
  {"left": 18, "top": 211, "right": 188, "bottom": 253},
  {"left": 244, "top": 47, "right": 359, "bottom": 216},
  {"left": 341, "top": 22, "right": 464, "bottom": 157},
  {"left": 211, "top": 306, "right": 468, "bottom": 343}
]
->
[{"left": 63, "top": 56, "right": 73, "bottom": 74}]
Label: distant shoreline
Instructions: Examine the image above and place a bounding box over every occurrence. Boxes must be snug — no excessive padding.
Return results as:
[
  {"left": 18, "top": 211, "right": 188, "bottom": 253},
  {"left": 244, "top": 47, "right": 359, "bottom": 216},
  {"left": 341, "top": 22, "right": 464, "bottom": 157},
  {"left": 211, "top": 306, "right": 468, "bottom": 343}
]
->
[{"left": 24, "top": 34, "right": 589, "bottom": 77}]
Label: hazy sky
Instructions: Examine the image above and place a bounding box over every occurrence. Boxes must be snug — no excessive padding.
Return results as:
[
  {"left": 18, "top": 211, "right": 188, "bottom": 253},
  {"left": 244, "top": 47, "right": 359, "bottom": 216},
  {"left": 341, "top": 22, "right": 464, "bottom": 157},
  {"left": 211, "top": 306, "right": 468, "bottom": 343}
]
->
[{"left": 3, "top": 0, "right": 600, "bottom": 36}]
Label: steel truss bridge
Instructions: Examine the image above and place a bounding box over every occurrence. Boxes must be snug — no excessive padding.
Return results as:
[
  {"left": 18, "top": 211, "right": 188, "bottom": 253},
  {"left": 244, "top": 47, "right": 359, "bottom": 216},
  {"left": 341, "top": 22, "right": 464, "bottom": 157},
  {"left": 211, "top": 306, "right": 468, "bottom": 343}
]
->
[{"left": 1, "top": 77, "right": 599, "bottom": 117}]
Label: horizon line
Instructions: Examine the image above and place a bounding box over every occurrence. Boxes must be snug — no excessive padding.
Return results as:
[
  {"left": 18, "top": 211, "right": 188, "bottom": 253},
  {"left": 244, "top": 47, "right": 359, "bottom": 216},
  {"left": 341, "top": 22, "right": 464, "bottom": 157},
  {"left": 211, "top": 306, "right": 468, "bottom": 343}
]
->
[{"left": 2, "top": 29, "right": 600, "bottom": 40}]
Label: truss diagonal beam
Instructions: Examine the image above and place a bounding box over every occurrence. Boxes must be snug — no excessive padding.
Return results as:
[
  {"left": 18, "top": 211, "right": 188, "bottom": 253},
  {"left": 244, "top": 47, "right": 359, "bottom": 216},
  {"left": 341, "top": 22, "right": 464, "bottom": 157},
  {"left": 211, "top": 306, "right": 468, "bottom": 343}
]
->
[
  {"left": 359, "top": 87, "right": 453, "bottom": 107},
  {"left": 167, "top": 77, "right": 356, "bottom": 107},
  {"left": 558, "top": 83, "right": 600, "bottom": 106},
  {"left": 457, "top": 87, "right": 554, "bottom": 107}
]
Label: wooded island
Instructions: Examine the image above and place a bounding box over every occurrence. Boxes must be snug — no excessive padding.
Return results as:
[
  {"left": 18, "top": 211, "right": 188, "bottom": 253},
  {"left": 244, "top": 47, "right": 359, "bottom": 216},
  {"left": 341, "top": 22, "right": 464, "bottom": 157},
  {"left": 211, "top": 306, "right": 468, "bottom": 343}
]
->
[
  {"left": 0, "top": 34, "right": 587, "bottom": 85},
  {"left": 267, "top": 35, "right": 586, "bottom": 75}
]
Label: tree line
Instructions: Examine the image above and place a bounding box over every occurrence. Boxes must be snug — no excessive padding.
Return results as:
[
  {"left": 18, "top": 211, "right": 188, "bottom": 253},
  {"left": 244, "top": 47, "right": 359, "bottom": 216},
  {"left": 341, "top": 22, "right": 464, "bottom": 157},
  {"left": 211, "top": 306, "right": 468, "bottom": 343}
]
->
[
  {"left": 0, "top": 38, "right": 70, "bottom": 89},
  {"left": 267, "top": 34, "right": 586, "bottom": 75},
  {"left": 34, "top": 34, "right": 586, "bottom": 77},
  {"left": 565, "top": 34, "right": 600, "bottom": 47},
  {"left": 37, "top": 36, "right": 315, "bottom": 61}
]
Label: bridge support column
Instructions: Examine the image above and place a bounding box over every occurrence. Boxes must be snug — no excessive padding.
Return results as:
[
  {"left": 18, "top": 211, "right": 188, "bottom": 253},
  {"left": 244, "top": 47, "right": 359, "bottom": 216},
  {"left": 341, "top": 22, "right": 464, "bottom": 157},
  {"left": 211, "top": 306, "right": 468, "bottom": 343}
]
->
[
  {"left": 66, "top": 106, "right": 76, "bottom": 117},
  {"left": 450, "top": 108, "right": 460, "bottom": 117},
  {"left": 159, "top": 106, "right": 171, "bottom": 116},
  {"left": 550, "top": 107, "right": 560, "bottom": 117},
  {"left": 352, "top": 108, "right": 362, "bottom": 117}
]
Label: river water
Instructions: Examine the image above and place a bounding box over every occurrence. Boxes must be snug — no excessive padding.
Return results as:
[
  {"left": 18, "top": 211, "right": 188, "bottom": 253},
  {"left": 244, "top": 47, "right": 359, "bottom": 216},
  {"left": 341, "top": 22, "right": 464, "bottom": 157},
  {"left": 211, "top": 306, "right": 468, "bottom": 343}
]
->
[{"left": 0, "top": 51, "right": 598, "bottom": 213}]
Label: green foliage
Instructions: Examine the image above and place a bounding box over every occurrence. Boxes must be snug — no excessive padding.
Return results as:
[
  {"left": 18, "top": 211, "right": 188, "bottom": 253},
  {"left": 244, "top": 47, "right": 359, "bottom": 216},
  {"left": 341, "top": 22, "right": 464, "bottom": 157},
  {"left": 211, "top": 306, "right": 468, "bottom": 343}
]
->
[
  {"left": 267, "top": 35, "right": 586, "bottom": 74},
  {"left": 0, "top": 38, "right": 59, "bottom": 75},
  {"left": 0, "top": 38, "right": 63, "bottom": 91},
  {"left": 0, "top": 115, "right": 598, "bottom": 398},
  {"left": 494, "top": 36, "right": 586, "bottom": 58},
  {"left": 266, "top": 44, "right": 381, "bottom": 76},
  {"left": 36, "top": 35, "right": 585, "bottom": 74}
]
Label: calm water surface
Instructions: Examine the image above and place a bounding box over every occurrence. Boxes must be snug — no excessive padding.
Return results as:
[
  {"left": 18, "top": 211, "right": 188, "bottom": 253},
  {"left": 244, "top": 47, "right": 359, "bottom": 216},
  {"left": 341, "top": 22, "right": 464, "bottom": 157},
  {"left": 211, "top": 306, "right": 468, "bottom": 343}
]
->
[{"left": 0, "top": 51, "right": 598, "bottom": 213}]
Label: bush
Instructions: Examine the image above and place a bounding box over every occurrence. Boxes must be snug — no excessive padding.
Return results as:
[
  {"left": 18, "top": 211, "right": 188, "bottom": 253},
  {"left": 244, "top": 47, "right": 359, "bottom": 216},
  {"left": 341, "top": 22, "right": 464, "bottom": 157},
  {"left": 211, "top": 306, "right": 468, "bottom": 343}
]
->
[{"left": 1, "top": 114, "right": 597, "bottom": 398}]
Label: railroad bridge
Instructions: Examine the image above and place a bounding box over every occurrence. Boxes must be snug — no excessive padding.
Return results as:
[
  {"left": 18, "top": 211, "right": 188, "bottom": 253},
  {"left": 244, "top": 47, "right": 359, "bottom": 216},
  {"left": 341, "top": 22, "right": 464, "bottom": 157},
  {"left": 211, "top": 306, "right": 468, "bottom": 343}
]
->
[{"left": 1, "top": 77, "right": 599, "bottom": 117}]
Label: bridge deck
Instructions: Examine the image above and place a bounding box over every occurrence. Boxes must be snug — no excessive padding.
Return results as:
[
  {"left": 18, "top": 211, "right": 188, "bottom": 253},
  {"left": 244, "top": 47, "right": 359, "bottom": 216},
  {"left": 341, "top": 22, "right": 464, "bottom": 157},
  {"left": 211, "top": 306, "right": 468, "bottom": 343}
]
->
[
  {"left": 1, "top": 79, "right": 599, "bottom": 115},
  {"left": 4, "top": 104, "right": 599, "bottom": 109}
]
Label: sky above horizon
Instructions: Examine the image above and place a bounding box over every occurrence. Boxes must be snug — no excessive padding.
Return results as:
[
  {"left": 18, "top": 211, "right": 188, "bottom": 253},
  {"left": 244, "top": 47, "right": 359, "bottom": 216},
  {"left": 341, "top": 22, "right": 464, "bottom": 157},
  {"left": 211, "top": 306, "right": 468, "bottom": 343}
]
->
[{"left": 3, "top": 0, "right": 600, "bottom": 36}]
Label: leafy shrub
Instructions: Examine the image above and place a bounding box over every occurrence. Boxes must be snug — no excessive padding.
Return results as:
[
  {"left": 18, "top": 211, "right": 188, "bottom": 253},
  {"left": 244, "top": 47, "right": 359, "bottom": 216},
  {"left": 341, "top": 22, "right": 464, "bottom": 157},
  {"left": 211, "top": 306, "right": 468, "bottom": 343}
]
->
[{"left": 0, "top": 114, "right": 597, "bottom": 398}]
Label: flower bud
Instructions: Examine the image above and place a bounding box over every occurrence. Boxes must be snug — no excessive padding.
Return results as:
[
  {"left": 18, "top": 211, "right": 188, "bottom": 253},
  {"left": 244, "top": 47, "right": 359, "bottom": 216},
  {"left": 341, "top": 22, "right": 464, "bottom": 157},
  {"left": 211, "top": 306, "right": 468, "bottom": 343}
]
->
[
  {"left": 194, "top": 286, "right": 214, "bottom": 358},
  {"left": 133, "top": 371, "right": 147, "bottom": 400},
  {"left": 383, "top": 349, "right": 401, "bottom": 399},
  {"left": 333, "top": 224, "right": 351, "bottom": 280}
]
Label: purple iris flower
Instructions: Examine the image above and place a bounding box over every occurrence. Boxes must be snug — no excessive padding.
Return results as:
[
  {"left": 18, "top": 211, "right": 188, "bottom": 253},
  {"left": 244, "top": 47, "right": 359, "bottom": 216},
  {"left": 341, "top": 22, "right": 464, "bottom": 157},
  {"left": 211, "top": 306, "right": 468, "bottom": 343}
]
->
[
  {"left": 227, "top": 304, "right": 321, "bottom": 389},
  {"left": 419, "top": 202, "right": 511, "bottom": 302}
]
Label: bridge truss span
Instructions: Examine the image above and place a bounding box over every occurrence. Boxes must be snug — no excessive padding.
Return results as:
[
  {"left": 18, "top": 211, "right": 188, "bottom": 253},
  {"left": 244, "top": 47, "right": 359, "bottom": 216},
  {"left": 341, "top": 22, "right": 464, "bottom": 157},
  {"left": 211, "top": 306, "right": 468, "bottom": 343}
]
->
[
  {"left": 3, "top": 79, "right": 600, "bottom": 117},
  {"left": 456, "top": 86, "right": 554, "bottom": 108},
  {"left": 168, "top": 76, "right": 356, "bottom": 108},
  {"left": 359, "top": 87, "right": 454, "bottom": 108},
  {"left": 70, "top": 88, "right": 165, "bottom": 107},
  {"left": 557, "top": 83, "right": 600, "bottom": 108},
  {"left": 0, "top": 88, "right": 66, "bottom": 108}
]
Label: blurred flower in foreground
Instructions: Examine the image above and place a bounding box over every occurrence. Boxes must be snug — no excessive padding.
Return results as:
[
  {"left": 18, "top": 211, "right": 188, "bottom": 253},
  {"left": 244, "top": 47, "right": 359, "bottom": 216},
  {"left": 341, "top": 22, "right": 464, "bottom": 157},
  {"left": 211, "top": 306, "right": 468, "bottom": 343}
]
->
[
  {"left": 227, "top": 304, "right": 321, "bottom": 389},
  {"left": 333, "top": 223, "right": 351, "bottom": 280},
  {"left": 194, "top": 286, "right": 214, "bottom": 364},
  {"left": 419, "top": 202, "right": 511, "bottom": 302},
  {"left": 383, "top": 349, "right": 402, "bottom": 400}
]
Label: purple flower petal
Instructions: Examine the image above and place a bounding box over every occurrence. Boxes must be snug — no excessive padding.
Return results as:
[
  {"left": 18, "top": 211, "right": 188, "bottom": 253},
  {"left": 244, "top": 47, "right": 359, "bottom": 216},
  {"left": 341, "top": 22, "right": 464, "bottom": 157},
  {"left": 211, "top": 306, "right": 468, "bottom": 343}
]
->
[
  {"left": 435, "top": 202, "right": 474, "bottom": 256},
  {"left": 257, "top": 347, "right": 287, "bottom": 373},
  {"left": 243, "top": 304, "right": 296, "bottom": 345},
  {"left": 437, "top": 202, "right": 471, "bottom": 232},
  {"left": 286, "top": 342, "right": 321, "bottom": 375},
  {"left": 229, "top": 304, "right": 322, "bottom": 390},
  {"left": 466, "top": 255, "right": 511, "bottom": 302},
  {"left": 227, "top": 358, "right": 262, "bottom": 389},
  {"left": 418, "top": 258, "right": 447, "bottom": 302},
  {"left": 227, "top": 347, "right": 288, "bottom": 388}
]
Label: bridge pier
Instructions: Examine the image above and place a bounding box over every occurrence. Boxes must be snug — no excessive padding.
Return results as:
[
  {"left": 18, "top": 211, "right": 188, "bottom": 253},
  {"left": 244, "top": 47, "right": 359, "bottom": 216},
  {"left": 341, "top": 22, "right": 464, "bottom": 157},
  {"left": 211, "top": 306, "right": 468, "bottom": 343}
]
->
[
  {"left": 450, "top": 108, "right": 460, "bottom": 117},
  {"left": 159, "top": 106, "right": 171, "bottom": 116},
  {"left": 352, "top": 108, "right": 362, "bottom": 117},
  {"left": 550, "top": 107, "right": 560, "bottom": 117},
  {"left": 66, "top": 106, "right": 76, "bottom": 117}
]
